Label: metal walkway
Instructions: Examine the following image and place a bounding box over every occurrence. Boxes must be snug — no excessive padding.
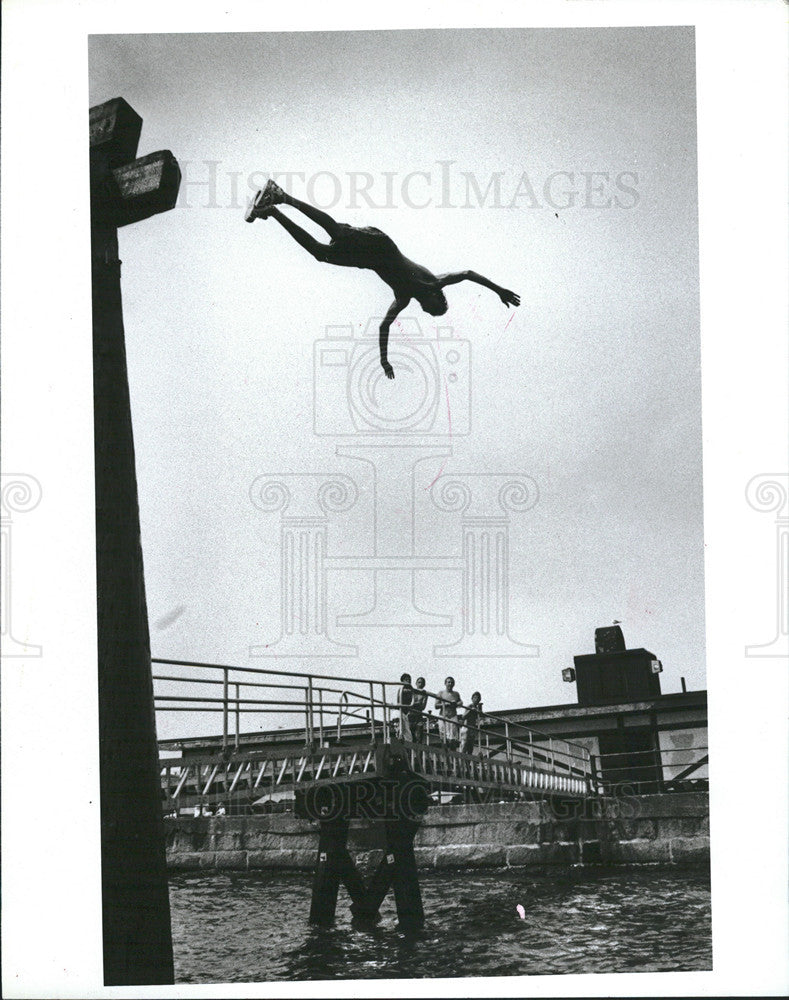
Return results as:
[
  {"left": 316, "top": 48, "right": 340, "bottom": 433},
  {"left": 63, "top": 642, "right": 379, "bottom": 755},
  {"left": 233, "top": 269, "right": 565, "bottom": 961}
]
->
[{"left": 154, "top": 660, "right": 593, "bottom": 814}]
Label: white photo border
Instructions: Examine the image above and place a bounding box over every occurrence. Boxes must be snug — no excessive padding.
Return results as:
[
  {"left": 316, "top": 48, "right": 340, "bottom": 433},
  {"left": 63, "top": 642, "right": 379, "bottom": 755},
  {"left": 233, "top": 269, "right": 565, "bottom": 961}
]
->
[{"left": 1, "top": 1, "right": 787, "bottom": 997}]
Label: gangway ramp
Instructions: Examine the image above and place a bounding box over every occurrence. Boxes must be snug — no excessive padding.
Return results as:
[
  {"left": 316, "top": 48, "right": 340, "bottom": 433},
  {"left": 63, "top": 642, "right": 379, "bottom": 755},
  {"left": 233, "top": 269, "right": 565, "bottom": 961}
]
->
[{"left": 154, "top": 659, "right": 592, "bottom": 813}]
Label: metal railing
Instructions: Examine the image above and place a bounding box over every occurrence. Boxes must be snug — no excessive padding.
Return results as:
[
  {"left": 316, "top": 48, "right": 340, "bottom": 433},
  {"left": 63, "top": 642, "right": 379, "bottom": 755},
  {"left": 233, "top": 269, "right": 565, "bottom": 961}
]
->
[
  {"left": 153, "top": 659, "right": 711, "bottom": 814},
  {"left": 591, "top": 744, "right": 709, "bottom": 796},
  {"left": 152, "top": 658, "right": 593, "bottom": 791}
]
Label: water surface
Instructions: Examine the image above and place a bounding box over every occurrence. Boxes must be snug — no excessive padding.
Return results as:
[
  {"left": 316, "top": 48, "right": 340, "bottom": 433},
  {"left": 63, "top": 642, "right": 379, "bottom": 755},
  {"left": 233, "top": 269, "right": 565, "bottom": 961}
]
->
[{"left": 170, "top": 866, "right": 711, "bottom": 983}]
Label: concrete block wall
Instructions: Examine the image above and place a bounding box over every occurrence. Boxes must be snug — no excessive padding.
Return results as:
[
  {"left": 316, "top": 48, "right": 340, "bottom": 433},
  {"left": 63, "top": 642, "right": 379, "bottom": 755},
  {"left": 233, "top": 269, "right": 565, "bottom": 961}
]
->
[
  {"left": 591, "top": 789, "right": 710, "bottom": 865},
  {"left": 165, "top": 792, "right": 709, "bottom": 872}
]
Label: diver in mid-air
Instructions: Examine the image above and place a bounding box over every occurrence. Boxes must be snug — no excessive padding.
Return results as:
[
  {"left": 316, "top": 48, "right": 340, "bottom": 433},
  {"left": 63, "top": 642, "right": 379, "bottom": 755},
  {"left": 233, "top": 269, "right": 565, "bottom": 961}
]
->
[{"left": 246, "top": 180, "right": 520, "bottom": 379}]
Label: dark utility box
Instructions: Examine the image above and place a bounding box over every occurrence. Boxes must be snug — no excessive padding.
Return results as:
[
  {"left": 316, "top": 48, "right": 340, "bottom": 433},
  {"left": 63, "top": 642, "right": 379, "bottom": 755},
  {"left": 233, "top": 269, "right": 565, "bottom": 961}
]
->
[
  {"left": 594, "top": 625, "right": 625, "bottom": 654},
  {"left": 573, "top": 648, "right": 662, "bottom": 706}
]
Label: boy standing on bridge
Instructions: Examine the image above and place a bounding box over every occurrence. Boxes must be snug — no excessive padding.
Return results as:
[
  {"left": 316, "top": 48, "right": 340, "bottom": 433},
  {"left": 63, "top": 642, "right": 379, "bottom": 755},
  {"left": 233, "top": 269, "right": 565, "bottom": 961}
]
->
[
  {"left": 459, "top": 691, "right": 485, "bottom": 755},
  {"left": 435, "top": 677, "right": 461, "bottom": 750},
  {"left": 398, "top": 673, "right": 414, "bottom": 742},
  {"left": 408, "top": 677, "right": 429, "bottom": 743}
]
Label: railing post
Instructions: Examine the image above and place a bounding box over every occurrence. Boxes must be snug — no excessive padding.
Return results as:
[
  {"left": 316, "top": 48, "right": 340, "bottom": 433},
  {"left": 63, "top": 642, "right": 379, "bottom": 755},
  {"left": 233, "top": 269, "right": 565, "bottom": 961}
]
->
[
  {"left": 381, "top": 683, "right": 390, "bottom": 743},
  {"left": 368, "top": 682, "right": 376, "bottom": 742},
  {"left": 318, "top": 687, "right": 324, "bottom": 746},
  {"left": 305, "top": 682, "right": 313, "bottom": 745},
  {"left": 336, "top": 692, "right": 346, "bottom": 741},
  {"left": 504, "top": 722, "right": 512, "bottom": 761},
  {"left": 222, "top": 668, "right": 228, "bottom": 753},
  {"left": 654, "top": 742, "right": 665, "bottom": 793},
  {"left": 234, "top": 682, "right": 240, "bottom": 750}
]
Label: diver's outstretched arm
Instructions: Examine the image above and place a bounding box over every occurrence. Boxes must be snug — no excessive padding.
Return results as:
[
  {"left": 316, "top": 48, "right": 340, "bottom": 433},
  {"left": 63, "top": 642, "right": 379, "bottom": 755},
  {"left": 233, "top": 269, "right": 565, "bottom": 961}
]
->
[
  {"left": 437, "top": 271, "right": 520, "bottom": 308},
  {"left": 379, "top": 297, "right": 410, "bottom": 379}
]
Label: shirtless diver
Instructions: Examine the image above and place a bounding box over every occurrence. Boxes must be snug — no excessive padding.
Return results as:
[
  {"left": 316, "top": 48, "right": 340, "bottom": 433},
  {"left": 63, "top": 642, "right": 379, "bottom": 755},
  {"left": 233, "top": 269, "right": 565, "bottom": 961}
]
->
[{"left": 246, "top": 180, "right": 520, "bottom": 379}]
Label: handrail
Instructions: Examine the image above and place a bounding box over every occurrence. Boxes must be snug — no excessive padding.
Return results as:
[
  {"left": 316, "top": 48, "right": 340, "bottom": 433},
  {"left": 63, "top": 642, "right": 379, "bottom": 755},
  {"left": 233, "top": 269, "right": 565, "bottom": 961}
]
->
[
  {"left": 590, "top": 745, "right": 709, "bottom": 795},
  {"left": 152, "top": 656, "right": 591, "bottom": 776},
  {"left": 156, "top": 674, "right": 312, "bottom": 690},
  {"left": 593, "top": 746, "right": 708, "bottom": 761},
  {"left": 154, "top": 657, "right": 585, "bottom": 752},
  {"left": 414, "top": 683, "right": 589, "bottom": 769},
  {"left": 336, "top": 691, "right": 348, "bottom": 740},
  {"left": 155, "top": 697, "right": 585, "bottom": 769},
  {"left": 154, "top": 693, "right": 586, "bottom": 766},
  {"left": 154, "top": 657, "right": 409, "bottom": 688}
]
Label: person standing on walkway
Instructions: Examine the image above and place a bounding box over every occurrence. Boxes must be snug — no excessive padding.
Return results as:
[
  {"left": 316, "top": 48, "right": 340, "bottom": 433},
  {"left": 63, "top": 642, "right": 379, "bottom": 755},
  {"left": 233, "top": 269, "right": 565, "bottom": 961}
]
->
[
  {"left": 408, "top": 676, "right": 429, "bottom": 743},
  {"left": 398, "top": 673, "right": 414, "bottom": 742},
  {"left": 459, "top": 691, "right": 485, "bottom": 756},
  {"left": 435, "top": 676, "right": 462, "bottom": 750}
]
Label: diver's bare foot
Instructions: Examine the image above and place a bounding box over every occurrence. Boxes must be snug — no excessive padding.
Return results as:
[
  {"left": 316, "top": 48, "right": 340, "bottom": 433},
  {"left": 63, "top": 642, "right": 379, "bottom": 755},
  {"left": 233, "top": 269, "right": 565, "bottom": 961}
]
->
[{"left": 382, "top": 362, "right": 395, "bottom": 380}]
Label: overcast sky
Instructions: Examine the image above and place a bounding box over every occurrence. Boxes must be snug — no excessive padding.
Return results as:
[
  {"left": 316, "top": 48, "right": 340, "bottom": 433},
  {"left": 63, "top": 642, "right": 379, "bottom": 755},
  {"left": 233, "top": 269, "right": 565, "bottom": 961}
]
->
[{"left": 89, "top": 27, "right": 703, "bottom": 738}]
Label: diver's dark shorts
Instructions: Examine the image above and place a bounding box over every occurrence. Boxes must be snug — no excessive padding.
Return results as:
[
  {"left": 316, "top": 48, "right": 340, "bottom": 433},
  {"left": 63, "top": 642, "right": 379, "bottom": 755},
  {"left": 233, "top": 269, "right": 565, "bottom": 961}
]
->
[{"left": 327, "top": 224, "right": 399, "bottom": 269}]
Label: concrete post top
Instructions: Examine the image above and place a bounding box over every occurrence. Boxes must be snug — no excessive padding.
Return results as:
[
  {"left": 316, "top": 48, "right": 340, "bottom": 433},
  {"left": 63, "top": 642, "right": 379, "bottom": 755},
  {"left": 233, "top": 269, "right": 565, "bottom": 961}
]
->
[{"left": 90, "top": 97, "right": 142, "bottom": 166}]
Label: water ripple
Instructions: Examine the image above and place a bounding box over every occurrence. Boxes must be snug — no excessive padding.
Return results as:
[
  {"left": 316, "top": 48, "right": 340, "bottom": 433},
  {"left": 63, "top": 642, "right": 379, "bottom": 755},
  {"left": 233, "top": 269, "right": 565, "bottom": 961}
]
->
[{"left": 169, "top": 866, "right": 711, "bottom": 983}]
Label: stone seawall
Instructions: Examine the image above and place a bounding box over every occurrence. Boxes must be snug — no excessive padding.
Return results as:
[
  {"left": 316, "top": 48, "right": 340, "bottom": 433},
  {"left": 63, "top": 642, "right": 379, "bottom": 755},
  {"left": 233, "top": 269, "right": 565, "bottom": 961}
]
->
[{"left": 166, "top": 791, "right": 709, "bottom": 872}]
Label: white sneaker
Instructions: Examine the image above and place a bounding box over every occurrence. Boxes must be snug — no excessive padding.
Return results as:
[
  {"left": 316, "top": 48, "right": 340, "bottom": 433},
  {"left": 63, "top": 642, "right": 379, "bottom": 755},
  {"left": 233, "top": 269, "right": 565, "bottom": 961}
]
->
[
  {"left": 244, "top": 179, "right": 286, "bottom": 222},
  {"left": 260, "top": 178, "right": 286, "bottom": 207},
  {"left": 245, "top": 188, "right": 268, "bottom": 222}
]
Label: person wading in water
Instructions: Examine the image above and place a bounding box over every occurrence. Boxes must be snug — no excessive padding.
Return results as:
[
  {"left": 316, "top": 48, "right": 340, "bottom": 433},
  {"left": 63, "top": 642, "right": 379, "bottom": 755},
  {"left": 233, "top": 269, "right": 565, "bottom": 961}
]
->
[{"left": 246, "top": 180, "right": 520, "bottom": 379}]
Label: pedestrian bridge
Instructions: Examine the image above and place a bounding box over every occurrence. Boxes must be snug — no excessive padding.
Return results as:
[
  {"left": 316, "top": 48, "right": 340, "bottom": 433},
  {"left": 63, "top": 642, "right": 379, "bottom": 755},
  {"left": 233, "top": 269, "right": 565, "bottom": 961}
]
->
[{"left": 154, "top": 660, "right": 593, "bottom": 814}]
